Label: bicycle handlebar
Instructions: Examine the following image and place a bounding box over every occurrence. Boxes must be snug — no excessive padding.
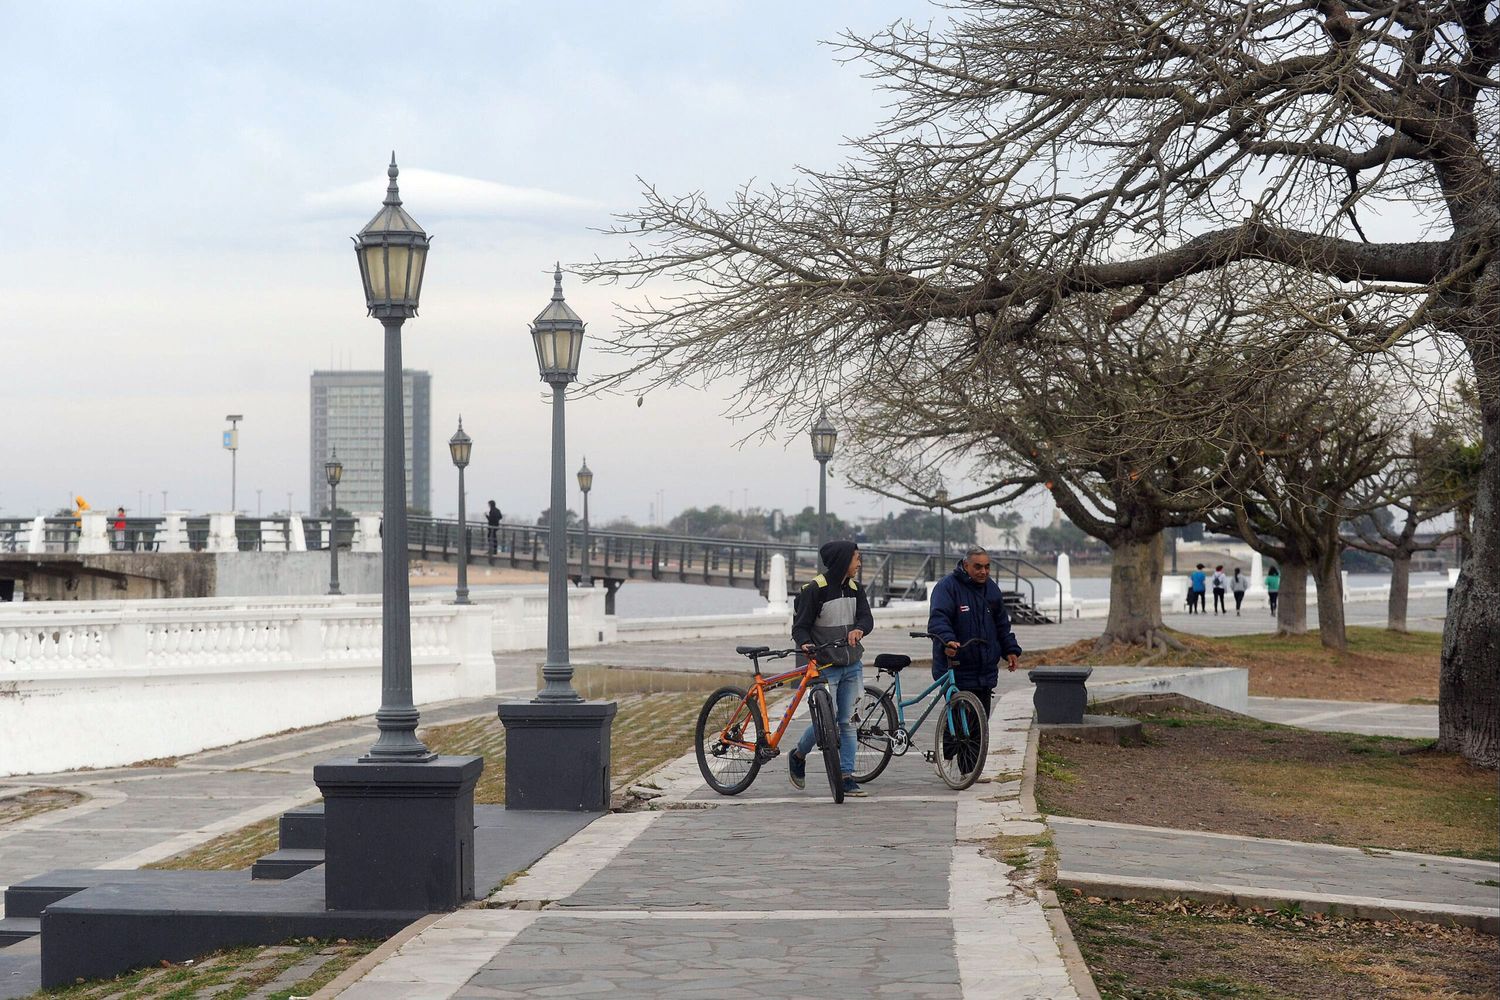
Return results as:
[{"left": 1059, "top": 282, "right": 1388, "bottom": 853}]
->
[
  {"left": 741, "top": 638, "right": 850, "bottom": 662},
  {"left": 908, "top": 631, "right": 988, "bottom": 649}
]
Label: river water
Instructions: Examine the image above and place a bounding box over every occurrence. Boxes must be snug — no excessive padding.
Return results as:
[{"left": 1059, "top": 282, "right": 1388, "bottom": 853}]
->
[{"left": 468, "top": 571, "right": 1448, "bottom": 619}]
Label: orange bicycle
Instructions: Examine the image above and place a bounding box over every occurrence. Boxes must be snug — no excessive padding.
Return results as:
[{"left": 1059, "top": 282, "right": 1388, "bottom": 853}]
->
[{"left": 694, "top": 640, "right": 848, "bottom": 803}]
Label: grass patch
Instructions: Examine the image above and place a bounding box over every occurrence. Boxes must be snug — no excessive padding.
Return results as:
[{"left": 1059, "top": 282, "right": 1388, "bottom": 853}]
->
[
  {"left": 1039, "top": 711, "right": 1497, "bottom": 858},
  {"left": 147, "top": 815, "right": 282, "bottom": 872},
  {"left": 1031, "top": 626, "right": 1441, "bottom": 702},
  {"left": 26, "top": 938, "right": 378, "bottom": 1000},
  {"left": 1061, "top": 893, "right": 1499, "bottom": 1000},
  {"left": 0, "top": 788, "right": 84, "bottom": 828}
]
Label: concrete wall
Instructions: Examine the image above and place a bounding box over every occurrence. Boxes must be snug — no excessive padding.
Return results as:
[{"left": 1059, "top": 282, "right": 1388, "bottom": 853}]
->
[
  {"left": 1088, "top": 666, "right": 1249, "bottom": 713},
  {"left": 212, "top": 552, "right": 381, "bottom": 598}
]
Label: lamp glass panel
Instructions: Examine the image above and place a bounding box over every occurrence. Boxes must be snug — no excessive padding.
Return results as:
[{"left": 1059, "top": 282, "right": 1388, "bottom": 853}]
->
[
  {"left": 364, "top": 244, "right": 388, "bottom": 300},
  {"left": 409, "top": 246, "right": 427, "bottom": 306},
  {"left": 564, "top": 326, "right": 584, "bottom": 373},
  {"left": 325, "top": 462, "right": 343, "bottom": 486},
  {"left": 449, "top": 439, "right": 471, "bottom": 467},
  {"left": 386, "top": 245, "right": 412, "bottom": 301},
  {"left": 577, "top": 469, "right": 593, "bottom": 491},
  {"left": 532, "top": 328, "right": 555, "bottom": 373}
]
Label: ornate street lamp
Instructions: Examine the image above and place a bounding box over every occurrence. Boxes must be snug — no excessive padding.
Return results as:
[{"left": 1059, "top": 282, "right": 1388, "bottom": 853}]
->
[
  {"left": 449, "top": 418, "right": 473, "bottom": 605},
  {"left": 325, "top": 451, "right": 343, "bottom": 595},
  {"left": 577, "top": 457, "right": 593, "bottom": 587},
  {"left": 352, "top": 153, "right": 433, "bottom": 762},
  {"left": 532, "top": 264, "right": 586, "bottom": 703},
  {"left": 809, "top": 408, "right": 838, "bottom": 545}
]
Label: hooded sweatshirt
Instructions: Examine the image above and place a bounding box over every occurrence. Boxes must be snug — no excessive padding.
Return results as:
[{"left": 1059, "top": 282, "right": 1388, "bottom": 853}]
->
[
  {"left": 927, "top": 559, "right": 1023, "bottom": 690},
  {"left": 791, "top": 540, "right": 873, "bottom": 667}
]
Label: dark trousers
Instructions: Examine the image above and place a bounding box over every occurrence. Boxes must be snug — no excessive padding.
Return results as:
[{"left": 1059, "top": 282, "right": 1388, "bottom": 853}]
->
[
  {"left": 943, "top": 685, "right": 994, "bottom": 763},
  {"left": 1269, "top": 591, "right": 1279, "bottom": 614},
  {"left": 1233, "top": 591, "right": 1245, "bottom": 610},
  {"left": 1213, "top": 588, "right": 1226, "bottom": 613},
  {"left": 486, "top": 526, "right": 498, "bottom": 555}
]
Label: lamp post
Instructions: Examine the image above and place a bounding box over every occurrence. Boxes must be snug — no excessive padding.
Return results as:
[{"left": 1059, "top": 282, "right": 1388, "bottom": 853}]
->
[
  {"left": 449, "top": 418, "right": 472, "bottom": 605},
  {"left": 577, "top": 458, "right": 593, "bottom": 587},
  {"left": 351, "top": 153, "right": 433, "bottom": 763},
  {"left": 325, "top": 451, "right": 343, "bottom": 595},
  {"left": 936, "top": 487, "right": 949, "bottom": 561},
  {"left": 531, "top": 264, "right": 586, "bottom": 703},
  {"left": 224, "top": 414, "right": 242, "bottom": 512},
  {"left": 809, "top": 408, "right": 838, "bottom": 544}
]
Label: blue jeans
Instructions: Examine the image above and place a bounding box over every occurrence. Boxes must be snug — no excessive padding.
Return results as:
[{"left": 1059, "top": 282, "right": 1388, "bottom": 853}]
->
[{"left": 796, "top": 660, "right": 862, "bottom": 777}]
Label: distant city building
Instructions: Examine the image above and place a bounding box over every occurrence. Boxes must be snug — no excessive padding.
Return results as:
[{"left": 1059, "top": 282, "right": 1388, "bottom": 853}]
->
[{"left": 310, "top": 370, "right": 431, "bottom": 515}]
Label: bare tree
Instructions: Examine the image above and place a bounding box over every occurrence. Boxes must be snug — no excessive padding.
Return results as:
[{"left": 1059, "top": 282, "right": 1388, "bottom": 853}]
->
[{"left": 582, "top": 1, "right": 1499, "bottom": 765}]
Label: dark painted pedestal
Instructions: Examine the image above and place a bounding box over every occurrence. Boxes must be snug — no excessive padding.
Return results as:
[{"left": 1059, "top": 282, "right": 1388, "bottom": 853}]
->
[
  {"left": 1028, "top": 666, "right": 1093, "bottom": 724},
  {"left": 496, "top": 700, "right": 618, "bottom": 811},
  {"left": 313, "top": 755, "right": 483, "bottom": 912}
]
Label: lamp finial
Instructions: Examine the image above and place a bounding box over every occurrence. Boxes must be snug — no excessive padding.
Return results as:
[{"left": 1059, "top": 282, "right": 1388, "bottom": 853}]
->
[{"left": 384, "top": 153, "right": 402, "bottom": 207}]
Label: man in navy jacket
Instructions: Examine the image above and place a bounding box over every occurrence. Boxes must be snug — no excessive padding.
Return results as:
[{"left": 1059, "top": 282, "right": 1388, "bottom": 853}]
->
[{"left": 927, "top": 546, "right": 1022, "bottom": 715}]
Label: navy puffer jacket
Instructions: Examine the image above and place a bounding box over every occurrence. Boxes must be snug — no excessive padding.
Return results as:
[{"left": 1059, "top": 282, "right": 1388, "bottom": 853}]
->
[{"left": 927, "top": 561, "right": 1023, "bottom": 690}]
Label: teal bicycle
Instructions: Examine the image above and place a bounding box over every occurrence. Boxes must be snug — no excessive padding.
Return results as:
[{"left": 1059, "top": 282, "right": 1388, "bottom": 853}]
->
[{"left": 849, "top": 632, "right": 990, "bottom": 790}]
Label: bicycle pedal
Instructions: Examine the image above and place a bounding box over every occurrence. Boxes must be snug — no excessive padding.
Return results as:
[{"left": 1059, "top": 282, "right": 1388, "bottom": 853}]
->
[
  {"left": 922, "top": 750, "right": 936, "bottom": 764},
  {"left": 756, "top": 745, "right": 781, "bottom": 762}
]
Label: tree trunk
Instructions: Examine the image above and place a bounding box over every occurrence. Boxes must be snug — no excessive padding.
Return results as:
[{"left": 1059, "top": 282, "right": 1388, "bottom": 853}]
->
[
  {"left": 1098, "top": 533, "right": 1165, "bottom": 646},
  {"left": 1275, "top": 560, "right": 1309, "bottom": 636},
  {"left": 1314, "top": 550, "right": 1347, "bottom": 652},
  {"left": 1439, "top": 378, "right": 1500, "bottom": 769},
  {"left": 1387, "top": 552, "right": 1411, "bottom": 633}
]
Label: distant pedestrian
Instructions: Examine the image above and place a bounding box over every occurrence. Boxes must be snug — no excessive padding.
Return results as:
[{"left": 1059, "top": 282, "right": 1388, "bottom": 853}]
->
[
  {"left": 1231, "top": 567, "right": 1248, "bottom": 615},
  {"left": 113, "top": 507, "right": 128, "bottom": 551},
  {"left": 1188, "top": 564, "right": 1207, "bottom": 614},
  {"left": 1266, "top": 565, "right": 1281, "bottom": 616},
  {"left": 485, "top": 501, "right": 503, "bottom": 555},
  {"left": 1211, "top": 565, "right": 1228, "bottom": 614}
]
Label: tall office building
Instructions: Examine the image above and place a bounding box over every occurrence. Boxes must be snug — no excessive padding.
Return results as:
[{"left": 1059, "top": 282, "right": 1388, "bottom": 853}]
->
[{"left": 310, "top": 370, "right": 431, "bottom": 515}]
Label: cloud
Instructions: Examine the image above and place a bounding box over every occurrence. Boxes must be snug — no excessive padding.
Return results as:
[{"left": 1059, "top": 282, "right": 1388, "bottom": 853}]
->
[{"left": 303, "top": 167, "right": 602, "bottom": 221}]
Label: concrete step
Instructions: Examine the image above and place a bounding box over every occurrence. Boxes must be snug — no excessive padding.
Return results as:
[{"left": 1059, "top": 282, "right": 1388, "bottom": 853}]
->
[
  {"left": 0, "top": 917, "right": 40, "bottom": 947},
  {"left": 250, "top": 849, "right": 324, "bottom": 881},
  {"left": 278, "top": 804, "right": 324, "bottom": 851}
]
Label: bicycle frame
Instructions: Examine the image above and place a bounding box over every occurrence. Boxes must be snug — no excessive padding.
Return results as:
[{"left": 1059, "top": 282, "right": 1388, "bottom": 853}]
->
[
  {"left": 716, "top": 659, "right": 828, "bottom": 753},
  {"left": 876, "top": 665, "right": 965, "bottom": 741}
]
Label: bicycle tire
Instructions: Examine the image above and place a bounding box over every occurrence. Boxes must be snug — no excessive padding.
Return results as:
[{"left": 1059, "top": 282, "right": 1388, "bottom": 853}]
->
[
  {"left": 808, "top": 685, "right": 845, "bottom": 804},
  {"left": 933, "top": 690, "right": 989, "bottom": 790},
  {"left": 694, "top": 686, "right": 763, "bottom": 795},
  {"left": 850, "top": 684, "right": 897, "bottom": 784}
]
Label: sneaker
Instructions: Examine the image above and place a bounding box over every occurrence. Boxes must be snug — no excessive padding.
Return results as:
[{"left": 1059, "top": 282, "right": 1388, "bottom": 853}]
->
[
  {"left": 842, "top": 776, "right": 867, "bottom": 797},
  {"left": 788, "top": 749, "right": 806, "bottom": 790}
]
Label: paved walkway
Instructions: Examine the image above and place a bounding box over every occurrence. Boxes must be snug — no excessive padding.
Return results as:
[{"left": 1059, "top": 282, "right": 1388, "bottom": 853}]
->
[
  {"left": 1052, "top": 816, "right": 1499, "bottom": 928},
  {"left": 330, "top": 689, "right": 1081, "bottom": 999},
  {"left": 1244, "top": 696, "right": 1438, "bottom": 738}
]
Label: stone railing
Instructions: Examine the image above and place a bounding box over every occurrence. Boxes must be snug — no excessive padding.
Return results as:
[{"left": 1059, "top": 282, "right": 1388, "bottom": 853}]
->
[{"left": 0, "top": 601, "right": 495, "bottom": 777}]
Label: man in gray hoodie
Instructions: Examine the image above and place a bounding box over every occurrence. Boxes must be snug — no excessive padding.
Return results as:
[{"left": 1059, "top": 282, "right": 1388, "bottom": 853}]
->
[{"left": 787, "top": 540, "right": 875, "bottom": 797}]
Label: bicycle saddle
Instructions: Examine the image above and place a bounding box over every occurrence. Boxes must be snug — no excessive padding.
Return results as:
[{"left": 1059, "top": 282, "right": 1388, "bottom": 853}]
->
[
  {"left": 874, "top": 653, "right": 911, "bottom": 673},
  {"left": 736, "top": 645, "right": 771, "bottom": 657}
]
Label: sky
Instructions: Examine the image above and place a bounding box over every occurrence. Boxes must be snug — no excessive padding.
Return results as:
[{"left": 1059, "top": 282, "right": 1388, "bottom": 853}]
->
[{"left": 3, "top": 0, "right": 1040, "bottom": 528}]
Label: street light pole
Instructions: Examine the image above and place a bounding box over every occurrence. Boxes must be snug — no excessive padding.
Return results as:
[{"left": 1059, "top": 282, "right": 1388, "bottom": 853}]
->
[
  {"left": 325, "top": 451, "right": 343, "bottom": 596},
  {"left": 224, "top": 415, "right": 243, "bottom": 512},
  {"left": 577, "top": 458, "right": 593, "bottom": 587},
  {"left": 449, "top": 418, "right": 472, "bottom": 605},
  {"left": 352, "top": 154, "right": 433, "bottom": 763},
  {"left": 936, "top": 487, "right": 949, "bottom": 561},
  {"left": 809, "top": 408, "right": 838, "bottom": 545}
]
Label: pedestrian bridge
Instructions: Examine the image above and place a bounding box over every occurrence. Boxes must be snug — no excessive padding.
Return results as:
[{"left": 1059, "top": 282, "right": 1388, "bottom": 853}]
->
[{"left": 0, "top": 513, "right": 1062, "bottom": 619}]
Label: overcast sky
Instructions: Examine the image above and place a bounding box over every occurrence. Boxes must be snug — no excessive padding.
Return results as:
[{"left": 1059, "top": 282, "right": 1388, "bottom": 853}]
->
[{"left": 0, "top": 1, "right": 1068, "bottom": 529}]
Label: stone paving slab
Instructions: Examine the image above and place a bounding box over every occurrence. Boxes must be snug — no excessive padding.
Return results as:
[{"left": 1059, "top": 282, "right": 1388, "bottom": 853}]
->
[
  {"left": 1244, "top": 696, "right": 1438, "bottom": 739},
  {"left": 1051, "top": 816, "right": 1500, "bottom": 911}
]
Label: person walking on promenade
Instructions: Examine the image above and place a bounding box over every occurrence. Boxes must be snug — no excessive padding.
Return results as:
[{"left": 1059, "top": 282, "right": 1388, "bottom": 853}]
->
[
  {"left": 1231, "top": 567, "right": 1248, "bottom": 615},
  {"left": 926, "top": 545, "right": 1022, "bottom": 719},
  {"left": 1188, "top": 564, "right": 1207, "bottom": 614},
  {"left": 1266, "top": 565, "right": 1281, "bottom": 616},
  {"left": 788, "top": 540, "right": 874, "bottom": 798},
  {"left": 485, "top": 501, "right": 503, "bottom": 556},
  {"left": 1211, "top": 565, "right": 1228, "bottom": 615}
]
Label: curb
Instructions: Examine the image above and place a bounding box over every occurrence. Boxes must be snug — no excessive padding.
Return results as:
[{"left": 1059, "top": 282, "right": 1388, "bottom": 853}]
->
[
  {"left": 1038, "top": 889, "right": 1103, "bottom": 1000},
  {"left": 1056, "top": 871, "right": 1500, "bottom": 936},
  {"left": 1019, "top": 721, "right": 1039, "bottom": 816},
  {"left": 308, "top": 912, "right": 443, "bottom": 999}
]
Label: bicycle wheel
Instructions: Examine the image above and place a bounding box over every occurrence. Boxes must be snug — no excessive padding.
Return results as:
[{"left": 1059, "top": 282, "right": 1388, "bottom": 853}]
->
[
  {"left": 808, "top": 685, "right": 845, "bottom": 804},
  {"left": 695, "top": 686, "right": 763, "bottom": 795},
  {"left": 850, "top": 684, "right": 897, "bottom": 784},
  {"left": 933, "top": 690, "right": 989, "bottom": 790}
]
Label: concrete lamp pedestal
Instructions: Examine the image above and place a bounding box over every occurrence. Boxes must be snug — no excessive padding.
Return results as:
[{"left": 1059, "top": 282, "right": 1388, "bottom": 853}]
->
[
  {"left": 314, "top": 755, "right": 484, "bottom": 912},
  {"left": 1028, "top": 667, "right": 1093, "bottom": 724},
  {"left": 496, "top": 701, "right": 618, "bottom": 811}
]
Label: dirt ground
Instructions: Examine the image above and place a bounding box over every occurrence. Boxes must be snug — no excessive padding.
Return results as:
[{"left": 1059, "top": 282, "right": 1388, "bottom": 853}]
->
[
  {"left": 408, "top": 559, "right": 546, "bottom": 587},
  {"left": 1029, "top": 627, "right": 1442, "bottom": 702},
  {"left": 1038, "top": 712, "right": 1498, "bottom": 858},
  {"left": 0, "top": 788, "right": 83, "bottom": 827},
  {"left": 1062, "top": 893, "right": 1500, "bottom": 1000}
]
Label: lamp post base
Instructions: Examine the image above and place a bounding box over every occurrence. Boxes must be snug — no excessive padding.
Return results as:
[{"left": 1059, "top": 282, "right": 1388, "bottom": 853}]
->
[
  {"left": 495, "top": 700, "right": 618, "bottom": 811},
  {"left": 314, "top": 755, "right": 483, "bottom": 912}
]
